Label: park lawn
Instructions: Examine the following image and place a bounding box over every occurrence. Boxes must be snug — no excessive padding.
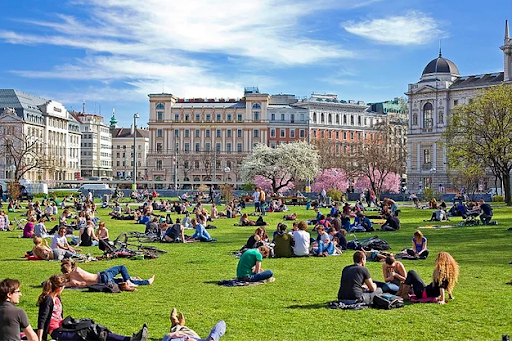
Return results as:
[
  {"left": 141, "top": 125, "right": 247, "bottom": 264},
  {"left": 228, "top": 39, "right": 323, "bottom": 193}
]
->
[{"left": 1, "top": 201, "right": 511, "bottom": 341}]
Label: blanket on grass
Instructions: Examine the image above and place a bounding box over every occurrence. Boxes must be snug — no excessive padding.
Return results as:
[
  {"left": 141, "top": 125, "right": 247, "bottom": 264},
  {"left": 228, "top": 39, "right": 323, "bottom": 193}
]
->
[
  {"left": 419, "top": 225, "right": 455, "bottom": 229},
  {"left": 328, "top": 300, "right": 369, "bottom": 310},
  {"left": 217, "top": 277, "right": 275, "bottom": 287}
]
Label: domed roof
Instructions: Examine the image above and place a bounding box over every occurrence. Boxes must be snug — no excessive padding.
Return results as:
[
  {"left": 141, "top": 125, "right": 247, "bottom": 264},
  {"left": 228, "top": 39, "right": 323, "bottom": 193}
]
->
[{"left": 422, "top": 52, "right": 459, "bottom": 76}]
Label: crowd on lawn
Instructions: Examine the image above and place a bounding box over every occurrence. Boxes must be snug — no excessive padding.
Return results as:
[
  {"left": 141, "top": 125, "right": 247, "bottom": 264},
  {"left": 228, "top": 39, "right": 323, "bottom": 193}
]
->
[{"left": 0, "top": 187, "right": 503, "bottom": 340}]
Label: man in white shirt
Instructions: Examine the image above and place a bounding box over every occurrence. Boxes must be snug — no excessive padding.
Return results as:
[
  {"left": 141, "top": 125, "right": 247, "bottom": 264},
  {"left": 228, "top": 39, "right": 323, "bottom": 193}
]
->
[
  {"left": 253, "top": 187, "right": 260, "bottom": 213},
  {"left": 292, "top": 221, "right": 311, "bottom": 256}
]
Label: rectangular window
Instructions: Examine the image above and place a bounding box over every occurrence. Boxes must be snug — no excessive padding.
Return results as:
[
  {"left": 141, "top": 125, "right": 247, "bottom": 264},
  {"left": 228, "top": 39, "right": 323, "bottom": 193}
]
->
[
  {"left": 195, "top": 143, "right": 200, "bottom": 152},
  {"left": 205, "top": 143, "right": 211, "bottom": 151},
  {"left": 216, "top": 129, "right": 221, "bottom": 138},
  {"left": 299, "top": 129, "right": 305, "bottom": 138},
  {"left": 237, "top": 114, "right": 243, "bottom": 121},
  {"left": 254, "top": 113, "right": 259, "bottom": 121},
  {"left": 195, "top": 114, "right": 200, "bottom": 121},
  {"left": 237, "top": 129, "right": 242, "bottom": 138},
  {"left": 185, "top": 129, "right": 190, "bottom": 138},
  {"left": 336, "top": 131, "right": 339, "bottom": 139},
  {"left": 227, "top": 130, "right": 232, "bottom": 138},
  {"left": 174, "top": 129, "right": 179, "bottom": 137},
  {"left": 281, "top": 113, "right": 285, "bottom": 121},
  {"left": 195, "top": 129, "right": 200, "bottom": 138},
  {"left": 290, "top": 129, "right": 295, "bottom": 138},
  {"left": 350, "top": 131, "right": 354, "bottom": 140},
  {"left": 175, "top": 114, "right": 179, "bottom": 121},
  {"left": 206, "top": 114, "right": 211, "bottom": 121},
  {"left": 280, "top": 129, "right": 285, "bottom": 138},
  {"left": 157, "top": 129, "right": 162, "bottom": 137},
  {"left": 185, "top": 143, "right": 190, "bottom": 152},
  {"left": 216, "top": 114, "right": 221, "bottom": 121},
  {"left": 216, "top": 143, "right": 221, "bottom": 152},
  {"left": 270, "top": 129, "right": 276, "bottom": 138},
  {"left": 237, "top": 143, "right": 242, "bottom": 152},
  {"left": 271, "top": 113, "right": 275, "bottom": 121},
  {"left": 206, "top": 130, "right": 210, "bottom": 138},
  {"left": 253, "top": 129, "right": 259, "bottom": 138},
  {"left": 157, "top": 112, "right": 163, "bottom": 121},
  {"left": 227, "top": 143, "right": 232, "bottom": 153},
  {"left": 343, "top": 131, "right": 347, "bottom": 139}
]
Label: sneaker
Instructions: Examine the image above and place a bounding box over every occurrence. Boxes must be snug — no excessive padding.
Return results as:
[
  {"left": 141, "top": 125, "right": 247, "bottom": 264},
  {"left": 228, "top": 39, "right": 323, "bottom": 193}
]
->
[
  {"left": 207, "top": 320, "right": 226, "bottom": 341},
  {"left": 119, "top": 282, "right": 136, "bottom": 292},
  {"left": 130, "top": 324, "right": 148, "bottom": 341},
  {"left": 264, "top": 277, "right": 276, "bottom": 283}
]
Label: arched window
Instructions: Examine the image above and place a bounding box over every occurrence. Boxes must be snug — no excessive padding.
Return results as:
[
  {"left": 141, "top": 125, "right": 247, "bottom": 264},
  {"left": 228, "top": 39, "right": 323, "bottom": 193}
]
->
[
  {"left": 313, "top": 112, "right": 317, "bottom": 122},
  {"left": 328, "top": 114, "right": 332, "bottom": 124},
  {"left": 156, "top": 103, "right": 164, "bottom": 109},
  {"left": 252, "top": 103, "right": 261, "bottom": 109},
  {"left": 412, "top": 113, "right": 418, "bottom": 125},
  {"left": 438, "top": 110, "right": 444, "bottom": 124},
  {"left": 423, "top": 103, "right": 433, "bottom": 128},
  {"left": 321, "top": 113, "right": 325, "bottom": 123},
  {"left": 350, "top": 115, "right": 354, "bottom": 125},
  {"left": 343, "top": 115, "right": 347, "bottom": 124},
  {"left": 336, "top": 115, "right": 340, "bottom": 124}
]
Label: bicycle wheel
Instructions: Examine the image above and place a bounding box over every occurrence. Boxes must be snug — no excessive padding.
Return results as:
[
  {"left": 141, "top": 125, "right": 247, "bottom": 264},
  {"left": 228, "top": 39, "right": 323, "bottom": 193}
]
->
[{"left": 138, "top": 245, "right": 167, "bottom": 254}]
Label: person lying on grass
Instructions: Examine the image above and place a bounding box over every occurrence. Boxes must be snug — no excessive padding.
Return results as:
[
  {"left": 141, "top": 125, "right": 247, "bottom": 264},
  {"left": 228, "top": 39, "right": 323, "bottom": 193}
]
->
[
  {"left": 236, "top": 245, "right": 274, "bottom": 282},
  {"left": 37, "top": 275, "right": 148, "bottom": 341},
  {"left": 163, "top": 308, "right": 226, "bottom": 341},
  {"left": 0, "top": 278, "right": 39, "bottom": 341},
  {"left": 32, "top": 237, "right": 74, "bottom": 261},
  {"left": 401, "top": 251, "right": 459, "bottom": 304},
  {"left": 60, "top": 259, "right": 155, "bottom": 288}
]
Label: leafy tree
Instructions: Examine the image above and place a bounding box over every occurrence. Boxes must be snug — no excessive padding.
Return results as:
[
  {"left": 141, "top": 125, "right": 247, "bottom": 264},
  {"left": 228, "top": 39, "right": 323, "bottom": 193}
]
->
[
  {"left": 241, "top": 141, "right": 319, "bottom": 194},
  {"left": 311, "top": 168, "right": 349, "bottom": 193},
  {"left": 443, "top": 84, "right": 512, "bottom": 205}
]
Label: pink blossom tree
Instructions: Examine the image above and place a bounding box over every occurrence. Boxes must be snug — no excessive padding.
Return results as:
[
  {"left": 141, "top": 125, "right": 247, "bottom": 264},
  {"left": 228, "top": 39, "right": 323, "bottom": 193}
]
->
[
  {"left": 312, "top": 168, "right": 349, "bottom": 193},
  {"left": 354, "top": 170, "right": 401, "bottom": 197}
]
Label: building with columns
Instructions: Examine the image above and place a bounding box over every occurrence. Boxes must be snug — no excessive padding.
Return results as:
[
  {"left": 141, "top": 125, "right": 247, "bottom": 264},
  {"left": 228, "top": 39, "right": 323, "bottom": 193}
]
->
[
  {"left": 0, "top": 89, "right": 81, "bottom": 183},
  {"left": 405, "top": 21, "right": 512, "bottom": 192},
  {"left": 147, "top": 87, "right": 269, "bottom": 188}
]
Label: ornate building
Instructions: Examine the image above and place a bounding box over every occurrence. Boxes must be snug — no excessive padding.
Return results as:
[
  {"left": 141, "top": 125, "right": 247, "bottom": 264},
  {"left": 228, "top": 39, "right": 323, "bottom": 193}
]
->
[
  {"left": 0, "top": 89, "right": 81, "bottom": 183},
  {"left": 406, "top": 24, "right": 509, "bottom": 192}
]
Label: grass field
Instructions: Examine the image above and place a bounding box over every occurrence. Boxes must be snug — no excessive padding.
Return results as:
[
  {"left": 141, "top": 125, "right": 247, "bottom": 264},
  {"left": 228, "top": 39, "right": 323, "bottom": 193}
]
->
[{"left": 1, "top": 201, "right": 512, "bottom": 341}]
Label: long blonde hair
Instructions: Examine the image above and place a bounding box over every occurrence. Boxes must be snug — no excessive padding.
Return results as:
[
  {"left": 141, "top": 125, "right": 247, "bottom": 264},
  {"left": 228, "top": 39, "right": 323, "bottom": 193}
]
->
[
  {"left": 432, "top": 252, "right": 459, "bottom": 293},
  {"left": 37, "top": 275, "right": 65, "bottom": 306}
]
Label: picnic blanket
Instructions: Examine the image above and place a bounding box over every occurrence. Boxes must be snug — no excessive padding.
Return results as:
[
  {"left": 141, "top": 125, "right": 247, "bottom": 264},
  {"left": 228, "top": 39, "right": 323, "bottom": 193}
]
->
[
  {"left": 418, "top": 225, "right": 455, "bottom": 229},
  {"left": 328, "top": 300, "right": 370, "bottom": 310},
  {"left": 217, "top": 277, "right": 275, "bottom": 287}
]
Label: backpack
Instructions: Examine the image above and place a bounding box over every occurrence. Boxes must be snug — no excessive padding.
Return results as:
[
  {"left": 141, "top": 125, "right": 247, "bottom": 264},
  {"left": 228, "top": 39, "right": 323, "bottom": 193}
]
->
[
  {"left": 360, "top": 236, "right": 390, "bottom": 251},
  {"left": 372, "top": 294, "right": 404, "bottom": 309}
]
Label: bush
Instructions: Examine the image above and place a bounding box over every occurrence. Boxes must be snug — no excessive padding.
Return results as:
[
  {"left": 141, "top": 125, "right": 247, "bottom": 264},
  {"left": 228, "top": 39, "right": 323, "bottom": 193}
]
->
[
  {"left": 220, "top": 184, "right": 234, "bottom": 203},
  {"left": 243, "top": 182, "right": 255, "bottom": 191},
  {"left": 421, "top": 187, "right": 442, "bottom": 202},
  {"left": 48, "top": 191, "right": 79, "bottom": 199},
  {"left": 492, "top": 195, "right": 504, "bottom": 202},
  {"left": 326, "top": 188, "right": 343, "bottom": 201}
]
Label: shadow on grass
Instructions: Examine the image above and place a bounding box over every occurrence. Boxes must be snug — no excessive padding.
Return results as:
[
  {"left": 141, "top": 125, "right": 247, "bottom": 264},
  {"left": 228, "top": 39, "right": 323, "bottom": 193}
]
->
[
  {"left": 1, "top": 258, "right": 30, "bottom": 262},
  {"left": 287, "top": 302, "right": 331, "bottom": 309}
]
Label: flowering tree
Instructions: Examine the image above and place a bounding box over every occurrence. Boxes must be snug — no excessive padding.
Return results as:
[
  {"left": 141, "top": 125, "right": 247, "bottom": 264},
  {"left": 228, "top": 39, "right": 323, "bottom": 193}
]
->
[
  {"left": 254, "top": 175, "right": 294, "bottom": 194},
  {"left": 241, "top": 141, "right": 320, "bottom": 194},
  {"left": 312, "top": 168, "right": 349, "bottom": 192},
  {"left": 354, "top": 170, "right": 401, "bottom": 195}
]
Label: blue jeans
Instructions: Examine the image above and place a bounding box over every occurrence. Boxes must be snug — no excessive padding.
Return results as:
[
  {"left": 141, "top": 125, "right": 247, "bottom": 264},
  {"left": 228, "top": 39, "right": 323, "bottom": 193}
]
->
[
  {"left": 162, "top": 320, "right": 226, "bottom": 341},
  {"left": 99, "top": 265, "right": 149, "bottom": 285},
  {"left": 245, "top": 270, "right": 273, "bottom": 282},
  {"left": 375, "top": 281, "right": 400, "bottom": 294},
  {"left": 318, "top": 242, "right": 334, "bottom": 255}
]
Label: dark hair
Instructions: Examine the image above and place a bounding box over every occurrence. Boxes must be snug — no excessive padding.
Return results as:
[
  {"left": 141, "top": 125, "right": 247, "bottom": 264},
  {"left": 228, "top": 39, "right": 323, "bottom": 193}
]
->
[
  {"left": 353, "top": 251, "right": 366, "bottom": 264},
  {"left": 385, "top": 255, "right": 396, "bottom": 265},
  {"left": 0, "top": 278, "right": 20, "bottom": 301},
  {"left": 60, "top": 259, "right": 76, "bottom": 275},
  {"left": 278, "top": 223, "right": 287, "bottom": 232}
]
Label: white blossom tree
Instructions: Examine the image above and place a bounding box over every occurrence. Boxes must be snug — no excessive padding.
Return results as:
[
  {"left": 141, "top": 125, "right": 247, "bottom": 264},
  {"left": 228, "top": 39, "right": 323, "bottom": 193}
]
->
[{"left": 241, "top": 141, "right": 320, "bottom": 194}]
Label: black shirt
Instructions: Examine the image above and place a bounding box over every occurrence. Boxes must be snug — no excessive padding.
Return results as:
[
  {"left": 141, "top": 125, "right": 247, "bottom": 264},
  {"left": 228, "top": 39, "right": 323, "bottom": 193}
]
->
[
  {"left": 165, "top": 224, "right": 182, "bottom": 241},
  {"left": 0, "top": 301, "right": 30, "bottom": 341},
  {"left": 425, "top": 279, "right": 449, "bottom": 298},
  {"left": 338, "top": 264, "right": 371, "bottom": 301}
]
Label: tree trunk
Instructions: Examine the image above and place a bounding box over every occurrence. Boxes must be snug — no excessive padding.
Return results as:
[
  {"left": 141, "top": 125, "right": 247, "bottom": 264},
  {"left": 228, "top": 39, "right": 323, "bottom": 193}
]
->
[{"left": 503, "top": 171, "right": 511, "bottom": 206}]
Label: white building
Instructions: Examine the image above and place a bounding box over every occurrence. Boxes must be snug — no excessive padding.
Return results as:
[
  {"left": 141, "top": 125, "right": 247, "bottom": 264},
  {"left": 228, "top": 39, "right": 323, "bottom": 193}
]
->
[
  {"left": 405, "top": 19, "right": 512, "bottom": 192},
  {"left": 0, "top": 89, "right": 81, "bottom": 182},
  {"left": 70, "top": 111, "right": 112, "bottom": 179},
  {"left": 109, "top": 113, "right": 150, "bottom": 180}
]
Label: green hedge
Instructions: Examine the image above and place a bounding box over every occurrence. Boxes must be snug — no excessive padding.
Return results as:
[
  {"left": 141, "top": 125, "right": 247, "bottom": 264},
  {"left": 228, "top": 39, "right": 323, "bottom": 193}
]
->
[{"left": 492, "top": 195, "right": 504, "bottom": 202}]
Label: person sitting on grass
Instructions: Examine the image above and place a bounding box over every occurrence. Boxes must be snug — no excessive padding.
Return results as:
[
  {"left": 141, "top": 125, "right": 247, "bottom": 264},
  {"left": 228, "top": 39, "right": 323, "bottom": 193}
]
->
[
  {"left": 292, "top": 221, "right": 311, "bottom": 257},
  {"left": 164, "top": 308, "right": 226, "bottom": 341},
  {"left": 273, "top": 223, "right": 293, "bottom": 258},
  {"left": 337, "top": 250, "right": 382, "bottom": 304},
  {"left": 401, "top": 251, "right": 459, "bottom": 304},
  {"left": 478, "top": 199, "right": 493, "bottom": 225},
  {"left": 37, "top": 275, "right": 148, "bottom": 341},
  {"left": 374, "top": 255, "right": 407, "bottom": 294},
  {"left": 22, "top": 216, "right": 36, "bottom": 238},
  {"left": 381, "top": 211, "right": 400, "bottom": 231},
  {"left": 76, "top": 218, "right": 99, "bottom": 247},
  {"left": 236, "top": 245, "right": 274, "bottom": 282},
  {"left": 32, "top": 237, "right": 74, "bottom": 261},
  {"left": 60, "top": 259, "right": 155, "bottom": 288},
  {"left": 314, "top": 225, "right": 334, "bottom": 257},
  {"left": 51, "top": 226, "right": 80, "bottom": 256},
  {"left": 406, "top": 230, "right": 429, "bottom": 259},
  {"left": 0, "top": 278, "right": 39, "bottom": 341},
  {"left": 164, "top": 218, "right": 185, "bottom": 243},
  {"left": 239, "top": 213, "right": 256, "bottom": 226},
  {"left": 191, "top": 218, "right": 214, "bottom": 242}
]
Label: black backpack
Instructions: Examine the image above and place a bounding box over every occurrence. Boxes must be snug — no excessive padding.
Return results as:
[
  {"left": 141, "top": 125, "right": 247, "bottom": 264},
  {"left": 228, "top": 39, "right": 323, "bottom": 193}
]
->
[
  {"left": 372, "top": 294, "right": 404, "bottom": 309},
  {"left": 361, "top": 236, "right": 390, "bottom": 251}
]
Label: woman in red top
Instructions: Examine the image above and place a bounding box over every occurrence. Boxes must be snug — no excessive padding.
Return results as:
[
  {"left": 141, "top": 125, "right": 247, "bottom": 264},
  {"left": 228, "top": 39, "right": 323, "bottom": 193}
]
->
[{"left": 36, "top": 275, "right": 147, "bottom": 341}]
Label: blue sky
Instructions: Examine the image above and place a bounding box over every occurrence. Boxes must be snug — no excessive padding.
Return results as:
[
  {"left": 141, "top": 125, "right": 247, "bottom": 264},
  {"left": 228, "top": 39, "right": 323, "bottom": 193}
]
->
[{"left": 0, "top": 0, "right": 509, "bottom": 127}]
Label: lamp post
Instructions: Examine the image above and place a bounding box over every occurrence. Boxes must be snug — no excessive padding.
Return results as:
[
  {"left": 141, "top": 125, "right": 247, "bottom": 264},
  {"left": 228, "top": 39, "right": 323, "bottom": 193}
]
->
[
  {"left": 133, "top": 113, "right": 139, "bottom": 191},
  {"left": 306, "top": 115, "right": 311, "bottom": 193}
]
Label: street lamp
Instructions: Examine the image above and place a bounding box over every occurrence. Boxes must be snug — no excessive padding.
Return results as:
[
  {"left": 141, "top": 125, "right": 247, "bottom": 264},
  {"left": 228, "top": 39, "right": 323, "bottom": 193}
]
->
[{"left": 133, "top": 113, "right": 140, "bottom": 191}]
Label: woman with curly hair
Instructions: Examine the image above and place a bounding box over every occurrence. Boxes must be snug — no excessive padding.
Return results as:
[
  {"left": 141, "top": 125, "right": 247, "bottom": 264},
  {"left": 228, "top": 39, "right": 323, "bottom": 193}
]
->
[{"left": 402, "top": 251, "right": 459, "bottom": 304}]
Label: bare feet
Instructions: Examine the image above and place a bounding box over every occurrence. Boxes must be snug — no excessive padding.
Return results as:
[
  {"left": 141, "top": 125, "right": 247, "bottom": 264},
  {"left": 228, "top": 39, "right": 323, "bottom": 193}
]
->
[
  {"left": 178, "top": 312, "right": 186, "bottom": 326},
  {"left": 126, "top": 280, "right": 138, "bottom": 287},
  {"left": 148, "top": 275, "right": 155, "bottom": 285},
  {"left": 170, "top": 308, "right": 179, "bottom": 326}
]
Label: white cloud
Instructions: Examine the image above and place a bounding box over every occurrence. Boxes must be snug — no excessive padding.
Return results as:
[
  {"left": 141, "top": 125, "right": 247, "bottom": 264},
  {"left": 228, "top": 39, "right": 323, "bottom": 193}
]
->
[{"left": 343, "top": 11, "right": 445, "bottom": 45}]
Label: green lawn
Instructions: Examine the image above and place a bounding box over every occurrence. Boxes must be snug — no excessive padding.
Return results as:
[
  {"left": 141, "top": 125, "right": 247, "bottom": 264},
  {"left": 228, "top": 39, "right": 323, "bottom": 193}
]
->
[{"left": 1, "top": 201, "right": 511, "bottom": 341}]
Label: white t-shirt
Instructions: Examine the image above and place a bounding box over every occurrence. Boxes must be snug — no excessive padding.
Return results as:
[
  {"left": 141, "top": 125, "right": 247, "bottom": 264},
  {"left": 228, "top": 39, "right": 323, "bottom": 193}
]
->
[
  {"left": 51, "top": 235, "right": 68, "bottom": 249},
  {"left": 292, "top": 230, "right": 310, "bottom": 256},
  {"left": 253, "top": 191, "right": 260, "bottom": 203}
]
